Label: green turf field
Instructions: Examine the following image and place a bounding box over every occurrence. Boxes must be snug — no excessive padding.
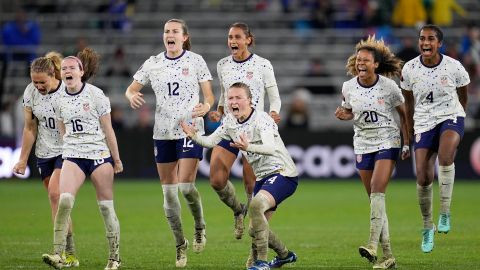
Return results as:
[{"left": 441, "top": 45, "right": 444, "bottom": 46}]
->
[{"left": 0, "top": 179, "right": 479, "bottom": 269}]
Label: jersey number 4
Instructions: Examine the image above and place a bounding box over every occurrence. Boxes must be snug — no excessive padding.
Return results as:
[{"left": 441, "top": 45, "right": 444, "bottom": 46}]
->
[{"left": 426, "top": 91, "right": 434, "bottom": 103}]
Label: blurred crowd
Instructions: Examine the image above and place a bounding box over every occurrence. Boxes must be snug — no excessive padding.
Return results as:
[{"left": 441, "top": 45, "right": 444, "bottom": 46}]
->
[{"left": 1, "top": 0, "right": 479, "bottom": 142}]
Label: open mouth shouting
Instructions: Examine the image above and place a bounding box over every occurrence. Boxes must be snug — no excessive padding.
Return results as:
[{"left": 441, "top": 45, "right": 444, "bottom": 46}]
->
[{"left": 230, "top": 45, "right": 239, "bottom": 54}]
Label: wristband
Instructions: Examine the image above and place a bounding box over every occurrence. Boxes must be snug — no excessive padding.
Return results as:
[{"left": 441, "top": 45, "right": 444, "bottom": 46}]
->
[{"left": 402, "top": 145, "right": 409, "bottom": 152}]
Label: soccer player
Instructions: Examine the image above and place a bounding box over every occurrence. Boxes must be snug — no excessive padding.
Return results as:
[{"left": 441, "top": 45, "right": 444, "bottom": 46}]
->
[
  {"left": 401, "top": 24, "right": 470, "bottom": 253},
  {"left": 13, "top": 52, "right": 80, "bottom": 267},
  {"left": 208, "top": 22, "right": 281, "bottom": 240},
  {"left": 335, "top": 36, "right": 410, "bottom": 269},
  {"left": 125, "top": 18, "right": 214, "bottom": 268},
  {"left": 182, "top": 82, "right": 297, "bottom": 270},
  {"left": 42, "top": 48, "right": 123, "bottom": 270}
]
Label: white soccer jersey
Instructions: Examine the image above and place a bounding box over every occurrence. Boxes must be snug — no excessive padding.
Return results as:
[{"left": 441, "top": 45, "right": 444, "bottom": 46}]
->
[
  {"left": 52, "top": 83, "right": 111, "bottom": 159},
  {"left": 342, "top": 75, "right": 405, "bottom": 154},
  {"left": 193, "top": 110, "right": 297, "bottom": 179},
  {"left": 217, "top": 54, "right": 280, "bottom": 113},
  {"left": 22, "top": 82, "right": 64, "bottom": 158},
  {"left": 134, "top": 50, "right": 212, "bottom": 140},
  {"left": 400, "top": 54, "right": 470, "bottom": 134}
]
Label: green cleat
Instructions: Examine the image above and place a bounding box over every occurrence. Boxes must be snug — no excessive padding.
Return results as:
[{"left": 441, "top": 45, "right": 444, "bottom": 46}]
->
[
  {"left": 373, "top": 256, "right": 396, "bottom": 269},
  {"left": 63, "top": 252, "right": 79, "bottom": 268},
  {"left": 421, "top": 226, "right": 435, "bottom": 253},
  {"left": 438, "top": 213, "right": 451, "bottom": 234}
]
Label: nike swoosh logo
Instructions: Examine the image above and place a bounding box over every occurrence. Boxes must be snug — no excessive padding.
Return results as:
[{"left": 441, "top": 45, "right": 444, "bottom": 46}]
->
[{"left": 183, "top": 149, "right": 192, "bottom": 153}]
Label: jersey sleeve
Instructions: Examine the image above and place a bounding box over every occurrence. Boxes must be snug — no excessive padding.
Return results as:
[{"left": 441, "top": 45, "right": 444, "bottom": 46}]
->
[
  {"left": 22, "top": 84, "right": 34, "bottom": 109},
  {"left": 133, "top": 58, "right": 152, "bottom": 86},
  {"left": 262, "top": 59, "right": 277, "bottom": 88},
  {"left": 216, "top": 61, "right": 226, "bottom": 108},
  {"left": 196, "top": 55, "right": 213, "bottom": 83},
  {"left": 192, "top": 122, "right": 227, "bottom": 147},
  {"left": 400, "top": 64, "right": 412, "bottom": 91},
  {"left": 341, "top": 82, "right": 352, "bottom": 109},
  {"left": 389, "top": 79, "right": 405, "bottom": 108},
  {"left": 454, "top": 60, "right": 470, "bottom": 87},
  {"left": 93, "top": 90, "right": 111, "bottom": 116}
]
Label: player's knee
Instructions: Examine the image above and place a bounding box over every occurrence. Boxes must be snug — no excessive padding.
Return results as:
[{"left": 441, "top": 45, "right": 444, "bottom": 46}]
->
[
  {"left": 48, "top": 189, "right": 60, "bottom": 205},
  {"left": 162, "top": 184, "right": 179, "bottom": 207},
  {"left": 437, "top": 154, "right": 454, "bottom": 166},
  {"left": 58, "top": 193, "right": 75, "bottom": 209},
  {"left": 179, "top": 183, "right": 197, "bottom": 199},
  {"left": 249, "top": 194, "right": 270, "bottom": 217}
]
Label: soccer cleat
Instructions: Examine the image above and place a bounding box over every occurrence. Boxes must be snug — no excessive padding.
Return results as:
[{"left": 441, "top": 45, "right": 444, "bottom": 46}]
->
[
  {"left": 247, "top": 260, "right": 270, "bottom": 270},
  {"left": 175, "top": 239, "right": 188, "bottom": 268},
  {"left": 234, "top": 204, "right": 246, "bottom": 239},
  {"left": 63, "top": 252, "right": 79, "bottom": 268},
  {"left": 268, "top": 250, "right": 297, "bottom": 268},
  {"left": 104, "top": 259, "right": 121, "bottom": 270},
  {"left": 359, "top": 245, "right": 377, "bottom": 263},
  {"left": 421, "top": 225, "right": 435, "bottom": 253},
  {"left": 193, "top": 228, "right": 206, "bottom": 253},
  {"left": 373, "top": 257, "right": 396, "bottom": 269},
  {"left": 42, "top": 253, "right": 64, "bottom": 269},
  {"left": 438, "top": 213, "right": 451, "bottom": 233}
]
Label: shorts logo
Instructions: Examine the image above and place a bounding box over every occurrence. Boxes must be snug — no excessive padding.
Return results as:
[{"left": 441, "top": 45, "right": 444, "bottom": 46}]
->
[
  {"left": 154, "top": 146, "right": 157, "bottom": 157},
  {"left": 440, "top": 75, "right": 449, "bottom": 86},
  {"left": 83, "top": 102, "right": 90, "bottom": 112},
  {"left": 356, "top": 154, "right": 362, "bottom": 163},
  {"left": 415, "top": 133, "right": 421, "bottom": 143},
  {"left": 182, "top": 67, "right": 189, "bottom": 76},
  {"left": 246, "top": 71, "right": 253, "bottom": 79}
]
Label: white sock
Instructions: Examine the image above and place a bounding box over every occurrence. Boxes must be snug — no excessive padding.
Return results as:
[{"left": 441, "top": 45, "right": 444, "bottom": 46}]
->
[
  {"left": 368, "top": 193, "right": 385, "bottom": 250},
  {"left": 380, "top": 211, "right": 393, "bottom": 258},
  {"left": 248, "top": 193, "right": 271, "bottom": 261},
  {"left": 438, "top": 163, "right": 455, "bottom": 214},
  {"left": 215, "top": 180, "right": 243, "bottom": 215},
  {"left": 417, "top": 183, "right": 433, "bottom": 229},
  {"left": 54, "top": 193, "right": 75, "bottom": 255},
  {"left": 179, "top": 183, "right": 205, "bottom": 230},
  {"left": 98, "top": 200, "right": 120, "bottom": 261},
  {"left": 162, "top": 184, "right": 184, "bottom": 246}
]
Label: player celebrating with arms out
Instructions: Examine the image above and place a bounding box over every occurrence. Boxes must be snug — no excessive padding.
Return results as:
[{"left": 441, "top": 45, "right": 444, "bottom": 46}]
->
[
  {"left": 335, "top": 36, "right": 410, "bottom": 269},
  {"left": 401, "top": 24, "right": 470, "bottom": 253},
  {"left": 183, "top": 82, "right": 297, "bottom": 270},
  {"left": 208, "top": 22, "right": 281, "bottom": 240}
]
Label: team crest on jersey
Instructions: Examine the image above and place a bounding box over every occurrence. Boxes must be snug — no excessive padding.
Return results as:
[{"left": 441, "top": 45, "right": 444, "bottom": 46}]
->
[
  {"left": 83, "top": 102, "right": 90, "bottom": 112},
  {"left": 415, "top": 133, "right": 421, "bottom": 143},
  {"left": 440, "top": 75, "right": 448, "bottom": 86},
  {"left": 182, "top": 67, "right": 189, "bottom": 76},
  {"left": 246, "top": 71, "right": 253, "bottom": 79},
  {"left": 356, "top": 154, "right": 362, "bottom": 163},
  {"left": 377, "top": 97, "right": 385, "bottom": 105}
]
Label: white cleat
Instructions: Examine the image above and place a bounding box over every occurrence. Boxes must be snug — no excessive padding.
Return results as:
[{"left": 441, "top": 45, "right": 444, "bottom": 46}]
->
[
  {"left": 193, "top": 229, "right": 206, "bottom": 253},
  {"left": 104, "top": 259, "right": 121, "bottom": 270},
  {"left": 373, "top": 256, "right": 396, "bottom": 269},
  {"left": 176, "top": 239, "right": 188, "bottom": 268},
  {"left": 42, "top": 253, "right": 64, "bottom": 269}
]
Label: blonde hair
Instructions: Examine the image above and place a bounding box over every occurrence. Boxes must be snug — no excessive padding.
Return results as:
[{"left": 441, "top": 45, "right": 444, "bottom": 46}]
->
[
  {"left": 346, "top": 35, "right": 403, "bottom": 79},
  {"left": 30, "top": 51, "right": 63, "bottom": 80}
]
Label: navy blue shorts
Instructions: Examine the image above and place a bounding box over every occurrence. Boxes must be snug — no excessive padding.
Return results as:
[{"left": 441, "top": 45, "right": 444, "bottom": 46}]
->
[
  {"left": 64, "top": 157, "right": 114, "bottom": 176},
  {"left": 356, "top": 148, "right": 400, "bottom": 170},
  {"left": 154, "top": 138, "right": 203, "bottom": 163},
  {"left": 217, "top": 139, "right": 240, "bottom": 156},
  {"left": 37, "top": 155, "right": 63, "bottom": 180},
  {"left": 253, "top": 173, "right": 298, "bottom": 211},
  {"left": 414, "top": 117, "right": 464, "bottom": 152}
]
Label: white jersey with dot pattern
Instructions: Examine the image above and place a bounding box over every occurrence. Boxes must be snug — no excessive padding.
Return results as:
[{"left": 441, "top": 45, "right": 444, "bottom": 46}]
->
[
  {"left": 134, "top": 50, "right": 212, "bottom": 140},
  {"left": 400, "top": 54, "right": 470, "bottom": 134},
  {"left": 342, "top": 75, "right": 404, "bottom": 154}
]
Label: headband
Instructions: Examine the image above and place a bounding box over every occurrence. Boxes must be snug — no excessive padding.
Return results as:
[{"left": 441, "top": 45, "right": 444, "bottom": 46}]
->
[{"left": 64, "top": 56, "right": 83, "bottom": 70}]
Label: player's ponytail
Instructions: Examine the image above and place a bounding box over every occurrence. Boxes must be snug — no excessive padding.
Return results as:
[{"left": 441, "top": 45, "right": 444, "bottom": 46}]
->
[
  {"left": 31, "top": 51, "right": 64, "bottom": 80},
  {"left": 77, "top": 47, "right": 100, "bottom": 82}
]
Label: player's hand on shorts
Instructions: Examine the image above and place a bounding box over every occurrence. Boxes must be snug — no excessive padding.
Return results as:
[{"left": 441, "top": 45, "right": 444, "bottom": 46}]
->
[{"left": 401, "top": 145, "right": 411, "bottom": 160}]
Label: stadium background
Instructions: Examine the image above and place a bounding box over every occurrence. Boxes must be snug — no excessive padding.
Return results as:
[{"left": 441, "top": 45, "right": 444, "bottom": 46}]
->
[{"left": 0, "top": 0, "right": 480, "bottom": 180}]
